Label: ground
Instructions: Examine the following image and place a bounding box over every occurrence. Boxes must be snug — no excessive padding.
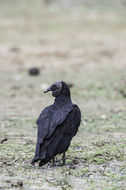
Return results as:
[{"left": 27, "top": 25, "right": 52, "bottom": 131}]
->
[{"left": 0, "top": 1, "right": 126, "bottom": 190}]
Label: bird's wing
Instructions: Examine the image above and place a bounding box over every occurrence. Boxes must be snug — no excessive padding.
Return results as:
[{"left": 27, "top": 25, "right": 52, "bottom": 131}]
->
[
  {"left": 31, "top": 106, "right": 53, "bottom": 164},
  {"left": 62, "top": 105, "right": 81, "bottom": 136},
  {"left": 36, "top": 104, "right": 74, "bottom": 143},
  {"left": 45, "top": 104, "right": 74, "bottom": 139},
  {"left": 36, "top": 105, "right": 53, "bottom": 125},
  {"left": 31, "top": 104, "right": 79, "bottom": 164},
  {"left": 36, "top": 105, "right": 53, "bottom": 144}
]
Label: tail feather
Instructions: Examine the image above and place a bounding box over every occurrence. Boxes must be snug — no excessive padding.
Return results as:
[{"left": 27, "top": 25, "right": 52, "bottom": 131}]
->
[{"left": 31, "top": 156, "right": 39, "bottom": 165}]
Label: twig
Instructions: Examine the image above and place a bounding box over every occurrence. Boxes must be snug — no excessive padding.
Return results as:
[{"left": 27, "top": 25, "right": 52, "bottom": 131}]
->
[
  {"left": 101, "top": 162, "right": 109, "bottom": 175},
  {"left": 11, "top": 158, "right": 20, "bottom": 164},
  {"left": 4, "top": 166, "right": 14, "bottom": 176}
]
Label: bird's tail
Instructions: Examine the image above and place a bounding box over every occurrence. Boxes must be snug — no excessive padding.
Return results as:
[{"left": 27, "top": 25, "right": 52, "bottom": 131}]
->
[
  {"left": 31, "top": 156, "right": 39, "bottom": 165},
  {"left": 31, "top": 143, "right": 47, "bottom": 165}
]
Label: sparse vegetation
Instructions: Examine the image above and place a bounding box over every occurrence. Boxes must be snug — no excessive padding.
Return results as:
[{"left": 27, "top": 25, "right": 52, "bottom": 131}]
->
[{"left": 0, "top": 0, "right": 126, "bottom": 189}]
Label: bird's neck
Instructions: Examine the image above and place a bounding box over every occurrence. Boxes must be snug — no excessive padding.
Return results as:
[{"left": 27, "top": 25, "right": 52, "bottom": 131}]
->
[{"left": 54, "top": 94, "right": 72, "bottom": 106}]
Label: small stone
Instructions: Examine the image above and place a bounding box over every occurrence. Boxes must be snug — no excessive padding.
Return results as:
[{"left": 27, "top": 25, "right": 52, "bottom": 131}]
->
[
  {"left": 1, "top": 137, "right": 8, "bottom": 144},
  {"left": 11, "top": 85, "right": 21, "bottom": 90},
  {"left": 11, "top": 180, "right": 23, "bottom": 187},
  {"left": 10, "top": 46, "right": 20, "bottom": 53},
  {"left": 28, "top": 68, "right": 40, "bottom": 76},
  {"left": 82, "top": 120, "right": 87, "bottom": 126},
  {"left": 100, "top": 115, "right": 107, "bottom": 120}
]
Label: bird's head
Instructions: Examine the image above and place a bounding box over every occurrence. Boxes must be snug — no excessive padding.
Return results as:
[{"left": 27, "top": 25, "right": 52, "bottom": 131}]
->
[{"left": 44, "top": 81, "right": 70, "bottom": 97}]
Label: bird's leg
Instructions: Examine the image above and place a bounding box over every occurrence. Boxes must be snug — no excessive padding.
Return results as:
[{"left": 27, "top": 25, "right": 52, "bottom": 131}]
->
[
  {"left": 62, "top": 152, "right": 66, "bottom": 166},
  {"left": 52, "top": 157, "right": 56, "bottom": 167}
]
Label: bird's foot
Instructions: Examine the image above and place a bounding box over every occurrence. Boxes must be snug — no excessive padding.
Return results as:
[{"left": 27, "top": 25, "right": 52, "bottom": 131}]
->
[
  {"left": 52, "top": 157, "right": 56, "bottom": 167},
  {"left": 62, "top": 152, "right": 66, "bottom": 166},
  {"left": 39, "top": 161, "right": 47, "bottom": 167}
]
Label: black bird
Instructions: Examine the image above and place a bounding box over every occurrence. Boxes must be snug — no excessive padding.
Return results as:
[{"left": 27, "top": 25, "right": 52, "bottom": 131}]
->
[{"left": 31, "top": 81, "right": 81, "bottom": 166}]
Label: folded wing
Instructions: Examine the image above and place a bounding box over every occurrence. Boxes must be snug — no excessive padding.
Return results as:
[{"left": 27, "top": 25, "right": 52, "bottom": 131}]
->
[{"left": 31, "top": 103, "right": 74, "bottom": 163}]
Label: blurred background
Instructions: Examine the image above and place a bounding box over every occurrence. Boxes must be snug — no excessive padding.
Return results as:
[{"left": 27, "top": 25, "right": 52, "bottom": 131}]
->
[{"left": 0, "top": 0, "right": 126, "bottom": 189}]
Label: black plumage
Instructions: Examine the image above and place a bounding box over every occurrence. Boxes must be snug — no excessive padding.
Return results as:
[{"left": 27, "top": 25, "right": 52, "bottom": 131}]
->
[{"left": 31, "top": 81, "right": 81, "bottom": 166}]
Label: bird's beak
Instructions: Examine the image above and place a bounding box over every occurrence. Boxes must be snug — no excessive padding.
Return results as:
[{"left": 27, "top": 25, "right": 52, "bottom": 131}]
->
[{"left": 44, "top": 86, "right": 51, "bottom": 93}]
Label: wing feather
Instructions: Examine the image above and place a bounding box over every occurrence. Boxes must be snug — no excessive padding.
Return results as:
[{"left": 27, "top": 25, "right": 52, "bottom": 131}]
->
[{"left": 36, "top": 104, "right": 74, "bottom": 143}]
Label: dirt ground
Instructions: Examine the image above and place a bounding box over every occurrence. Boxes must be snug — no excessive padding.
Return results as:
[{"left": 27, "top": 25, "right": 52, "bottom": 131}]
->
[{"left": 0, "top": 1, "right": 126, "bottom": 190}]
